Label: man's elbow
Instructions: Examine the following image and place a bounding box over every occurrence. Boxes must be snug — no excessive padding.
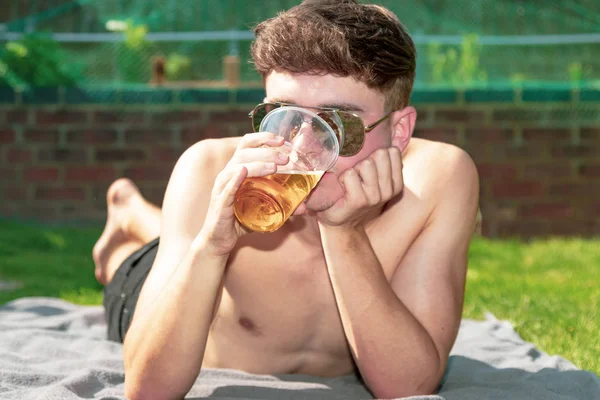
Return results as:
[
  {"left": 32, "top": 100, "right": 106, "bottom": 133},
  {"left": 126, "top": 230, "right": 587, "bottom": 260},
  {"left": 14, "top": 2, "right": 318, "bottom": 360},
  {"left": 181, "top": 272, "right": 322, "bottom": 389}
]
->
[
  {"left": 124, "top": 379, "right": 151, "bottom": 400},
  {"left": 125, "top": 375, "right": 187, "bottom": 400},
  {"left": 125, "top": 375, "right": 158, "bottom": 400},
  {"left": 124, "top": 361, "right": 190, "bottom": 400},
  {"left": 370, "top": 378, "right": 441, "bottom": 399},
  {"left": 124, "top": 381, "right": 150, "bottom": 400},
  {"left": 368, "top": 358, "right": 446, "bottom": 399},
  {"left": 123, "top": 338, "right": 197, "bottom": 400}
]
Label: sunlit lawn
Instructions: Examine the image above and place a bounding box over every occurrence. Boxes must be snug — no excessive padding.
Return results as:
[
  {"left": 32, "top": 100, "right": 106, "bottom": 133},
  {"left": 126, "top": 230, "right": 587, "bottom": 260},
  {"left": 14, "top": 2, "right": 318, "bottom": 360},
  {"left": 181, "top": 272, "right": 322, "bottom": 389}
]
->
[
  {"left": 0, "top": 220, "right": 103, "bottom": 305},
  {"left": 0, "top": 219, "right": 598, "bottom": 375}
]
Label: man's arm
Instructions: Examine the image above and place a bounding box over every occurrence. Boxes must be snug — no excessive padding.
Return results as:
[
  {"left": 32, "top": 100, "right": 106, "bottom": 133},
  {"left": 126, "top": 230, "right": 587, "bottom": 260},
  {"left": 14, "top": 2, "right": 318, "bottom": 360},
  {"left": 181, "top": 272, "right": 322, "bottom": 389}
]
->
[
  {"left": 123, "top": 140, "right": 232, "bottom": 400},
  {"left": 123, "top": 134, "right": 288, "bottom": 400},
  {"left": 319, "top": 146, "right": 479, "bottom": 398}
]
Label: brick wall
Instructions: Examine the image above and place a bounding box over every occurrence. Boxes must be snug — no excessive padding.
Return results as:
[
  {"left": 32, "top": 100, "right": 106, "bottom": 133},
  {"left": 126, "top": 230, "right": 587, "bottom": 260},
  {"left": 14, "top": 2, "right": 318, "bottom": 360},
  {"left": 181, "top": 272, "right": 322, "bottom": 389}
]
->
[{"left": 1, "top": 86, "right": 599, "bottom": 238}]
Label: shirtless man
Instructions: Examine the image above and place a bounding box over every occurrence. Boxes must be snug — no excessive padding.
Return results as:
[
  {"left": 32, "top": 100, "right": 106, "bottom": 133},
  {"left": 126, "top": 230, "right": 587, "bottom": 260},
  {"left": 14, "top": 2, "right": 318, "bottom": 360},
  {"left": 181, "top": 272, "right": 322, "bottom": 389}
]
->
[{"left": 92, "top": 1, "right": 480, "bottom": 399}]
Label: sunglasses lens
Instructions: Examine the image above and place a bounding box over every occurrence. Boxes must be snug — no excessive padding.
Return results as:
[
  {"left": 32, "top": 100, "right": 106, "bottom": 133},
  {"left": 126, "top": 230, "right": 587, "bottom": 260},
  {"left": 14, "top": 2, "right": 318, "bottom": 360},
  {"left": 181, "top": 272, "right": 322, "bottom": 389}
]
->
[
  {"left": 337, "top": 112, "right": 365, "bottom": 156},
  {"left": 252, "top": 103, "right": 279, "bottom": 132},
  {"left": 252, "top": 105, "right": 366, "bottom": 157},
  {"left": 315, "top": 112, "right": 342, "bottom": 147}
]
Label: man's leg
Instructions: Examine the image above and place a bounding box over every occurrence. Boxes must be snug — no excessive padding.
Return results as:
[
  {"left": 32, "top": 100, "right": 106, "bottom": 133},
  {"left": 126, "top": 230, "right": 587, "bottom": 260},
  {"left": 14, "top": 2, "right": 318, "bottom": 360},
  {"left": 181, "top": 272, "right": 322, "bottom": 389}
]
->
[{"left": 92, "top": 178, "right": 161, "bottom": 285}]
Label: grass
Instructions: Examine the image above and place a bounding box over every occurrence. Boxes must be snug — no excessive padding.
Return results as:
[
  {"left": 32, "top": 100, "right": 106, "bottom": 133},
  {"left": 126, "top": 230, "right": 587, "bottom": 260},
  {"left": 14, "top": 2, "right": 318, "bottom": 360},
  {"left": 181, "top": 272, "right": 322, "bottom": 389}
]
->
[
  {"left": 0, "top": 220, "right": 598, "bottom": 375},
  {"left": 464, "top": 237, "right": 599, "bottom": 375},
  {"left": 0, "top": 220, "right": 104, "bottom": 305}
]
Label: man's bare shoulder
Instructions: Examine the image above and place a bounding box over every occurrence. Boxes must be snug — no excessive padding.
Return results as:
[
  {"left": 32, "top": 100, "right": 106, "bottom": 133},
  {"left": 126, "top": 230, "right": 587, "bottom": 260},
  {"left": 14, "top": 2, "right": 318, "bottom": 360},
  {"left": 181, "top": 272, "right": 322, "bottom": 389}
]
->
[
  {"left": 158, "top": 136, "right": 243, "bottom": 245},
  {"left": 375, "top": 138, "right": 478, "bottom": 242},
  {"left": 403, "top": 138, "right": 478, "bottom": 197},
  {"left": 400, "top": 138, "right": 480, "bottom": 240},
  {"left": 380, "top": 137, "right": 479, "bottom": 235},
  {"left": 181, "top": 136, "right": 241, "bottom": 170},
  {"left": 168, "top": 136, "right": 242, "bottom": 186}
]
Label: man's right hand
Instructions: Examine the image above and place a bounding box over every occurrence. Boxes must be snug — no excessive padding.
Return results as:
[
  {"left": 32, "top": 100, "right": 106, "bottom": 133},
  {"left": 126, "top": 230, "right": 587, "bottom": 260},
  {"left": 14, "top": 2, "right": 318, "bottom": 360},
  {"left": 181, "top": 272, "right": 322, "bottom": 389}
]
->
[{"left": 195, "top": 132, "right": 289, "bottom": 256}]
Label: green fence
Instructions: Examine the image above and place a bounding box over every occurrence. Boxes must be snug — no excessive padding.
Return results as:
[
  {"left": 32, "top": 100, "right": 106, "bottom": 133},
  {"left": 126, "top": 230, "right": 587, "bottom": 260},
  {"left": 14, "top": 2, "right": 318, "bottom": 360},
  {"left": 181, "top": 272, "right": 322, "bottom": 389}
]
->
[{"left": 1, "top": 0, "right": 599, "bottom": 88}]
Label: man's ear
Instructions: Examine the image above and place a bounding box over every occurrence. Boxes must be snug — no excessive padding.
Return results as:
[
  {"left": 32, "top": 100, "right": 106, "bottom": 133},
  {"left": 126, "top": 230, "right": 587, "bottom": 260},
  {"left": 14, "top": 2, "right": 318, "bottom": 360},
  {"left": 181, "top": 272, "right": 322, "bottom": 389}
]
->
[{"left": 390, "top": 106, "right": 417, "bottom": 152}]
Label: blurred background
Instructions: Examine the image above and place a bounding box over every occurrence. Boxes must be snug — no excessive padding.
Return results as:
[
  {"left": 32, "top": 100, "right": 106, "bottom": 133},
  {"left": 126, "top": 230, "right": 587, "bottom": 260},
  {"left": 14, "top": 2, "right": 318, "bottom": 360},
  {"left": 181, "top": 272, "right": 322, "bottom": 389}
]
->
[
  {"left": 1, "top": 0, "right": 599, "bottom": 88},
  {"left": 1, "top": 0, "right": 598, "bottom": 235},
  {"left": 0, "top": 0, "right": 598, "bottom": 374}
]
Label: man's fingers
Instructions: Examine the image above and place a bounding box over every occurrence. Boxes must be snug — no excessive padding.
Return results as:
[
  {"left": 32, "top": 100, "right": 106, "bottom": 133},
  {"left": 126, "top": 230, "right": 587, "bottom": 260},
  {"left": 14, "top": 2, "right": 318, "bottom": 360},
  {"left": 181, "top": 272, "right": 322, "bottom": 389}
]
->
[
  {"left": 244, "top": 161, "right": 277, "bottom": 177},
  {"left": 341, "top": 169, "right": 368, "bottom": 208},
  {"left": 388, "top": 147, "right": 404, "bottom": 195},
  {"left": 372, "top": 149, "right": 393, "bottom": 200},
  {"left": 357, "top": 159, "right": 381, "bottom": 204},
  {"left": 229, "top": 135, "right": 288, "bottom": 180},
  {"left": 212, "top": 166, "right": 238, "bottom": 194},
  {"left": 239, "top": 132, "right": 284, "bottom": 149},
  {"left": 232, "top": 147, "right": 290, "bottom": 165},
  {"left": 213, "top": 161, "right": 274, "bottom": 194},
  {"left": 222, "top": 166, "right": 248, "bottom": 208}
]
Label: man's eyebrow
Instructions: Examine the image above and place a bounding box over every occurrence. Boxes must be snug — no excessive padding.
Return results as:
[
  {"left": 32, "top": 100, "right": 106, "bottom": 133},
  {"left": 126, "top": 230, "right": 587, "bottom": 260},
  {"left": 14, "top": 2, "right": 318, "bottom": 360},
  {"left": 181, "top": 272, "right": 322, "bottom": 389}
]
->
[
  {"left": 267, "top": 98, "right": 364, "bottom": 113},
  {"left": 267, "top": 98, "right": 294, "bottom": 105},
  {"left": 319, "top": 103, "right": 364, "bottom": 112}
]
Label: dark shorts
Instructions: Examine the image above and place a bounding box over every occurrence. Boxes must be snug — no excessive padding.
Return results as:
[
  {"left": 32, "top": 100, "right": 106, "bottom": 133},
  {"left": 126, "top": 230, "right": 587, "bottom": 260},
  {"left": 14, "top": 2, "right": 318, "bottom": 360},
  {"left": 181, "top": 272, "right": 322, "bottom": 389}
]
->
[{"left": 103, "top": 238, "right": 159, "bottom": 343}]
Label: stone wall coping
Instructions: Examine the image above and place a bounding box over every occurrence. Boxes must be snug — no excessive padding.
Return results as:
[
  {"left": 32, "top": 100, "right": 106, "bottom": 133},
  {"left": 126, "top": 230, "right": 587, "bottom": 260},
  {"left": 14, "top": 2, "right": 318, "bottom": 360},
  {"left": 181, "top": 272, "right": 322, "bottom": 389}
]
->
[{"left": 0, "top": 83, "right": 598, "bottom": 106}]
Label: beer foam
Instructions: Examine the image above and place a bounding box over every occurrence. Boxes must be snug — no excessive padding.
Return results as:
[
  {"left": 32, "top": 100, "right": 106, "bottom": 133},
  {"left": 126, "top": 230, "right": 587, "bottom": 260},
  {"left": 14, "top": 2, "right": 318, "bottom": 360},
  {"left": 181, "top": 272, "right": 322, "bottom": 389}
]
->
[{"left": 277, "top": 170, "right": 325, "bottom": 175}]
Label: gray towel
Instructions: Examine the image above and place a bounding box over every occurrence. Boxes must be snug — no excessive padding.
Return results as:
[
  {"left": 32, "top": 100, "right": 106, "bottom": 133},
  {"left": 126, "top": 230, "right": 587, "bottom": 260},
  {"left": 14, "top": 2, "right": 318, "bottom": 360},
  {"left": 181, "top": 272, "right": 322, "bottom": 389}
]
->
[{"left": 0, "top": 297, "right": 598, "bottom": 399}]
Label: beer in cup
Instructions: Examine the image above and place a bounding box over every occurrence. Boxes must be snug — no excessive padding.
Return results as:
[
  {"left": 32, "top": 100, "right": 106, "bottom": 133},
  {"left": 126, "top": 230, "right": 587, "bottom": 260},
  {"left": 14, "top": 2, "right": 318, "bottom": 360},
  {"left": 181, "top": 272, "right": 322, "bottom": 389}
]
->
[{"left": 233, "top": 107, "right": 340, "bottom": 232}]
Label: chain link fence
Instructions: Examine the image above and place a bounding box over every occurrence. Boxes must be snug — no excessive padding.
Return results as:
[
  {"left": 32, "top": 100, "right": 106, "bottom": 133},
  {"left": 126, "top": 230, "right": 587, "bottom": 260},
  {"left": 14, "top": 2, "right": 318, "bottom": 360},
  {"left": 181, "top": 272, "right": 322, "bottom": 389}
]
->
[{"left": 1, "top": 0, "right": 599, "bottom": 88}]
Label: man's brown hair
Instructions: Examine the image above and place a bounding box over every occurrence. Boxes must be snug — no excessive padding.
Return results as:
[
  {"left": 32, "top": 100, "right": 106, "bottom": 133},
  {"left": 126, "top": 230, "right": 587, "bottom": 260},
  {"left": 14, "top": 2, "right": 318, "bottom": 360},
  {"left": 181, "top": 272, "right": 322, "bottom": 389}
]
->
[{"left": 251, "top": 0, "right": 417, "bottom": 111}]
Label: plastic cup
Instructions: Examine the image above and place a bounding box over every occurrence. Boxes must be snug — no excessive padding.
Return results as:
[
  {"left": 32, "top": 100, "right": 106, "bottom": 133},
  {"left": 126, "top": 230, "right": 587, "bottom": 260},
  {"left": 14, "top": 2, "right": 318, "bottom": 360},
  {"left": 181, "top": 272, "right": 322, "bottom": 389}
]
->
[{"left": 233, "top": 106, "right": 340, "bottom": 232}]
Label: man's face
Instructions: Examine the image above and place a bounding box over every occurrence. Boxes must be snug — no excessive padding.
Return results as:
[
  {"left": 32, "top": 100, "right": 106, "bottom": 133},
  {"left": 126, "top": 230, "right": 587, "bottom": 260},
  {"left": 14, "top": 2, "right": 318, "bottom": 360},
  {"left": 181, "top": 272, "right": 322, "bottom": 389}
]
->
[{"left": 264, "top": 71, "right": 394, "bottom": 212}]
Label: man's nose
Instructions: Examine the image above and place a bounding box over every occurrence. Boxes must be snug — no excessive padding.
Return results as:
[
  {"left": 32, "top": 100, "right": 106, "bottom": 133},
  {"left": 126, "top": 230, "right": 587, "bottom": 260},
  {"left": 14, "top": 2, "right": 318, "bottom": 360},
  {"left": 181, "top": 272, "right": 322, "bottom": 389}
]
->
[{"left": 292, "top": 122, "right": 322, "bottom": 154}]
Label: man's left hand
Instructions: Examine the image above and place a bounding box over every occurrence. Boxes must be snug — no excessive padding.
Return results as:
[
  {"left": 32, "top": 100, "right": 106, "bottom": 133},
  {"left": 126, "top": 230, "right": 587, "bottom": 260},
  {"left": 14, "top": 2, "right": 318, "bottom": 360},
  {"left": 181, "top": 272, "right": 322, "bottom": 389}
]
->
[{"left": 317, "top": 147, "right": 404, "bottom": 228}]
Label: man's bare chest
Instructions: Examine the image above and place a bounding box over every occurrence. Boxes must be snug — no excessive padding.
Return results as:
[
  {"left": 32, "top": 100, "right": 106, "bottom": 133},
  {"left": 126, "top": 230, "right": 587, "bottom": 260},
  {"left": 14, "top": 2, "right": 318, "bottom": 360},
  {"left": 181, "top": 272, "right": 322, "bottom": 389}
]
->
[
  {"left": 224, "top": 232, "right": 338, "bottom": 332},
  {"left": 215, "top": 205, "right": 422, "bottom": 332},
  {"left": 204, "top": 234, "right": 347, "bottom": 371},
  {"left": 204, "top": 189, "right": 430, "bottom": 373},
  {"left": 222, "top": 188, "right": 428, "bottom": 310}
]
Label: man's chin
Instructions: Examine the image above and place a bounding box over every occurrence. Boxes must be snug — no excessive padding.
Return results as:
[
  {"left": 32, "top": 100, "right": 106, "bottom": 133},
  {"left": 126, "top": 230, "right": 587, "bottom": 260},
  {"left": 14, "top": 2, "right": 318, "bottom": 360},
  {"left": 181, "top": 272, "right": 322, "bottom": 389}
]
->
[
  {"left": 305, "top": 202, "right": 332, "bottom": 213},
  {"left": 305, "top": 191, "right": 340, "bottom": 212}
]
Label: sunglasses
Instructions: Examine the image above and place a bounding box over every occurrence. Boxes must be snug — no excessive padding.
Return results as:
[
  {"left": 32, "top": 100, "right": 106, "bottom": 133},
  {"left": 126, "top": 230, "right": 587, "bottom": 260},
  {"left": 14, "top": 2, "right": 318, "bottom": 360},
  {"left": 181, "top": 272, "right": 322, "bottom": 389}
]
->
[{"left": 248, "top": 102, "right": 394, "bottom": 157}]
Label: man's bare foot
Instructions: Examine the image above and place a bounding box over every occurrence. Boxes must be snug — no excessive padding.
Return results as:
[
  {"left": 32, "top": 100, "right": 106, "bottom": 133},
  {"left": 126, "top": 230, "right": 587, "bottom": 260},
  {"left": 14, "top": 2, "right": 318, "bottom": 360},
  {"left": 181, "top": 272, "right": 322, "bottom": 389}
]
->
[{"left": 92, "top": 178, "right": 145, "bottom": 285}]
